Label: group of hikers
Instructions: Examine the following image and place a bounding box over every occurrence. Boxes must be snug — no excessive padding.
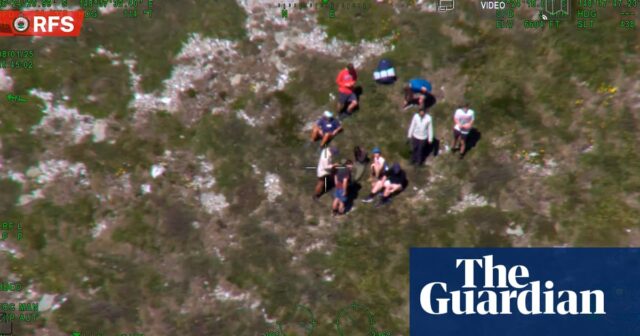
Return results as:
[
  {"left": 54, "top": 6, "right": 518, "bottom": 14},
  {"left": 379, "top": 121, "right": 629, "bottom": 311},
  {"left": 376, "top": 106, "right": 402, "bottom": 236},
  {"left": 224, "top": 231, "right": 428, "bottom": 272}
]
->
[{"left": 310, "top": 63, "right": 476, "bottom": 216}]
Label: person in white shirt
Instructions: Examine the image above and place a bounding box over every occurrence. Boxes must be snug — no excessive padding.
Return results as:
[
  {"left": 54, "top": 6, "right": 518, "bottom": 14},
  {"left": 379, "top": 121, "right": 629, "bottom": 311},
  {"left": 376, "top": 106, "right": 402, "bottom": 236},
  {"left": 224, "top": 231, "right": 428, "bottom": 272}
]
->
[
  {"left": 314, "top": 146, "right": 338, "bottom": 201},
  {"left": 452, "top": 103, "right": 475, "bottom": 157},
  {"left": 407, "top": 109, "right": 433, "bottom": 166}
]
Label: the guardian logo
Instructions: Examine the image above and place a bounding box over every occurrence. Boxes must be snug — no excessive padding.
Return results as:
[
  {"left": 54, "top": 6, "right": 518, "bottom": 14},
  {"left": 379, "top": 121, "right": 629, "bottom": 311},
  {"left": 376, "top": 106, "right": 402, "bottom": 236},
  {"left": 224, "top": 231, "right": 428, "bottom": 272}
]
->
[
  {"left": 410, "top": 248, "right": 640, "bottom": 335},
  {"left": 419, "top": 255, "right": 605, "bottom": 315}
]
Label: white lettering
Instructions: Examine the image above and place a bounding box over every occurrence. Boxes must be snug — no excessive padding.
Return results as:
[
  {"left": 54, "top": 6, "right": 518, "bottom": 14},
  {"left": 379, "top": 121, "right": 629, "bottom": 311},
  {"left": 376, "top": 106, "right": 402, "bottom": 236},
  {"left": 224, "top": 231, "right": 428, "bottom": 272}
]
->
[
  {"left": 480, "top": 1, "right": 506, "bottom": 9},
  {"left": 420, "top": 282, "right": 449, "bottom": 315},
  {"left": 61, "top": 16, "right": 74, "bottom": 33},
  {"left": 557, "top": 290, "right": 579, "bottom": 315},
  {"left": 47, "top": 16, "right": 60, "bottom": 32},
  {"left": 543, "top": 281, "right": 555, "bottom": 314},
  {"left": 508, "top": 265, "right": 529, "bottom": 289},
  {"left": 419, "top": 255, "right": 606, "bottom": 316},
  {"left": 456, "top": 258, "right": 483, "bottom": 288},
  {"left": 477, "top": 290, "right": 499, "bottom": 315},
  {"left": 483, "top": 255, "right": 508, "bottom": 288},
  {"left": 517, "top": 281, "right": 542, "bottom": 314},
  {"left": 580, "top": 290, "right": 606, "bottom": 314},
  {"left": 33, "top": 17, "right": 46, "bottom": 32}
]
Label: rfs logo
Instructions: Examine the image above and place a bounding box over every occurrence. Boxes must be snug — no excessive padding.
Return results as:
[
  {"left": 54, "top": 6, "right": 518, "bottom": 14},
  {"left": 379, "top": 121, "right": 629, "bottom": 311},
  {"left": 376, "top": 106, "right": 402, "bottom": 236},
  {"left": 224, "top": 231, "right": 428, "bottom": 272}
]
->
[{"left": 12, "top": 15, "right": 29, "bottom": 33}]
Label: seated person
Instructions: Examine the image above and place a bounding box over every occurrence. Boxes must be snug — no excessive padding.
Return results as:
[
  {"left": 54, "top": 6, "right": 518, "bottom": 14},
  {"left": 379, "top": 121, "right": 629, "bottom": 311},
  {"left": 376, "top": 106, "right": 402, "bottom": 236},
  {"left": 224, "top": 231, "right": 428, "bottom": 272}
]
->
[
  {"left": 362, "top": 163, "right": 406, "bottom": 206},
  {"left": 332, "top": 160, "right": 351, "bottom": 216},
  {"left": 370, "top": 147, "right": 386, "bottom": 180},
  {"left": 336, "top": 63, "right": 359, "bottom": 114},
  {"left": 403, "top": 78, "right": 436, "bottom": 110},
  {"left": 310, "top": 111, "right": 342, "bottom": 147}
]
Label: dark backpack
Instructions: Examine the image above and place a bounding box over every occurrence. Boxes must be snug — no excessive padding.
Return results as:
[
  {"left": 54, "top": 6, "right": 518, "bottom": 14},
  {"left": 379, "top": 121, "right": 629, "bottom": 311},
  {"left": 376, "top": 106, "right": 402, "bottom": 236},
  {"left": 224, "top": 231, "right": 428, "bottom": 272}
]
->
[
  {"left": 354, "top": 146, "right": 369, "bottom": 164},
  {"left": 374, "top": 59, "right": 396, "bottom": 85}
]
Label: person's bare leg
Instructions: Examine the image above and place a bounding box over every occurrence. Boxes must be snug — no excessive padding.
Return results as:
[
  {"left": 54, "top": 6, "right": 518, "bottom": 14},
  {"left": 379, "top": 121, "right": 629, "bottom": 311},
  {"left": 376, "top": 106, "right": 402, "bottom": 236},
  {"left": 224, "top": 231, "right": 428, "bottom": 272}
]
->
[
  {"left": 372, "top": 181, "right": 384, "bottom": 194},
  {"left": 370, "top": 177, "right": 378, "bottom": 189},
  {"left": 460, "top": 135, "right": 466, "bottom": 154},
  {"left": 320, "top": 133, "right": 332, "bottom": 147},
  {"left": 403, "top": 87, "right": 413, "bottom": 106},
  {"left": 311, "top": 126, "right": 322, "bottom": 142},
  {"left": 452, "top": 133, "right": 460, "bottom": 151},
  {"left": 384, "top": 184, "right": 401, "bottom": 197},
  {"left": 347, "top": 100, "right": 358, "bottom": 113},
  {"left": 338, "top": 201, "right": 345, "bottom": 214},
  {"left": 315, "top": 179, "right": 325, "bottom": 197}
]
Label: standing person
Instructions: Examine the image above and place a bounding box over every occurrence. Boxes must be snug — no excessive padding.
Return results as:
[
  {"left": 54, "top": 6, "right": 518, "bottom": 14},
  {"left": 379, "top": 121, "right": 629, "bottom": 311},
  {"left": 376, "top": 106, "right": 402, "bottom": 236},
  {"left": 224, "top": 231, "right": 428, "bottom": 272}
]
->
[
  {"left": 310, "top": 111, "right": 343, "bottom": 148},
  {"left": 407, "top": 109, "right": 434, "bottom": 166},
  {"left": 336, "top": 63, "right": 359, "bottom": 115},
  {"left": 370, "top": 147, "right": 386, "bottom": 180},
  {"left": 332, "top": 159, "right": 351, "bottom": 216},
  {"left": 452, "top": 103, "right": 475, "bottom": 157},
  {"left": 403, "top": 78, "right": 435, "bottom": 110},
  {"left": 314, "top": 146, "right": 338, "bottom": 201}
]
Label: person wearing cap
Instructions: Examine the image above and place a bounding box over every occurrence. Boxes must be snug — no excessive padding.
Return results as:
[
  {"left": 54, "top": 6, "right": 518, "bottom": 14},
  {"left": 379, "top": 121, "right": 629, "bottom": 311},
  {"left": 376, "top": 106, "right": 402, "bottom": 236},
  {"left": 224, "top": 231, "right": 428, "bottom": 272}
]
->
[
  {"left": 332, "top": 158, "right": 352, "bottom": 215},
  {"left": 407, "top": 108, "right": 434, "bottom": 166},
  {"left": 377, "top": 163, "right": 407, "bottom": 206},
  {"left": 403, "top": 78, "right": 436, "bottom": 110},
  {"left": 370, "top": 147, "right": 386, "bottom": 180},
  {"left": 336, "top": 63, "right": 359, "bottom": 115},
  {"left": 314, "top": 146, "right": 338, "bottom": 201},
  {"left": 311, "top": 111, "right": 343, "bottom": 147},
  {"left": 452, "top": 103, "right": 475, "bottom": 158}
]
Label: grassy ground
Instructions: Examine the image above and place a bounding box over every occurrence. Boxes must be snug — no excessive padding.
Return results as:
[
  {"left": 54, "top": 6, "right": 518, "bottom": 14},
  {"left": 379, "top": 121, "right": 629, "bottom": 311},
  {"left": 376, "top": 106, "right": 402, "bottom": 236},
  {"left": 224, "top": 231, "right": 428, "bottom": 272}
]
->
[{"left": 0, "top": 1, "right": 638, "bottom": 335}]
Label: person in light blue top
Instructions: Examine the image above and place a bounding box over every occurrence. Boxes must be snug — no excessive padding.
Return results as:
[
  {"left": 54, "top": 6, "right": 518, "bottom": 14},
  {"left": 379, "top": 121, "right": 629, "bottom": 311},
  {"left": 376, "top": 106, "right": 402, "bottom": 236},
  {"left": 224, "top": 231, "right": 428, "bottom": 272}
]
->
[{"left": 403, "top": 78, "right": 436, "bottom": 110}]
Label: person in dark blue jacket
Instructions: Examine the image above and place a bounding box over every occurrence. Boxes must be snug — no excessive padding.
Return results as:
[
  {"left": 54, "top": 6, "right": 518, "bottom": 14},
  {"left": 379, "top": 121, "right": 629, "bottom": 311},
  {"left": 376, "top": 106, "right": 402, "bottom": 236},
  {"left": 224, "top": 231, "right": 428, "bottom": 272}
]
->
[{"left": 310, "top": 111, "right": 343, "bottom": 148}]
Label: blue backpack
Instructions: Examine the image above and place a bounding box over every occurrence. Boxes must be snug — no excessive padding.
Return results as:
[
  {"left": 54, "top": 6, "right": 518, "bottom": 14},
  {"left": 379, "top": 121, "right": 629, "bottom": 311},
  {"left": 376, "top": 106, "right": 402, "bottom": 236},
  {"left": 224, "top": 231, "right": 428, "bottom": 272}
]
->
[{"left": 374, "top": 59, "right": 396, "bottom": 85}]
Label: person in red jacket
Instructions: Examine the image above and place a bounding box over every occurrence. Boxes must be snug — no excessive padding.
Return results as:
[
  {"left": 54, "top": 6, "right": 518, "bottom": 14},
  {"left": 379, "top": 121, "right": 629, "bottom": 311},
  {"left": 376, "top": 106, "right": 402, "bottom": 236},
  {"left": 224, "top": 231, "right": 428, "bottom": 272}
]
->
[{"left": 336, "top": 63, "right": 358, "bottom": 115}]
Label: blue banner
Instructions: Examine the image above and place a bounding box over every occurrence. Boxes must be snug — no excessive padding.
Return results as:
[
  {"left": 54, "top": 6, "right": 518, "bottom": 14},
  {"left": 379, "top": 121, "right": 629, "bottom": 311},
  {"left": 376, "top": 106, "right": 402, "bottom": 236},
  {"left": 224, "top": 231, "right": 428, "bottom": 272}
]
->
[{"left": 410, "top": 248, "right": 640, "bottom": 336}]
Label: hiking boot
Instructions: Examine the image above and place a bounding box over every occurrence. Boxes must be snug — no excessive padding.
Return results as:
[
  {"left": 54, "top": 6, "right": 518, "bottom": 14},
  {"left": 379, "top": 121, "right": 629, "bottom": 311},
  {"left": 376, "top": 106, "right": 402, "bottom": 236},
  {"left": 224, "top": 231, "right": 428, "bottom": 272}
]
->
[
  {"left": 452, "top": 146, "right": 460, "bottom": 152},
  {"left": 361, "top": 196, "right": 375, "bottom": 203},
  {"left": 312, "top": 195, "right": 320, "bottom": 202}
]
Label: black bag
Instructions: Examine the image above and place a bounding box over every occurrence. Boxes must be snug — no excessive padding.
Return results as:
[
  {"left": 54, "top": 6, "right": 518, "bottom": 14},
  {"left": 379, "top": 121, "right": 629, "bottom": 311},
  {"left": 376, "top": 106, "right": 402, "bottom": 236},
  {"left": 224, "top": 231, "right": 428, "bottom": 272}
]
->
[{"left": 374, "top": 59, "right": 397, "bottom": 85}]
